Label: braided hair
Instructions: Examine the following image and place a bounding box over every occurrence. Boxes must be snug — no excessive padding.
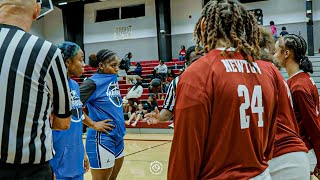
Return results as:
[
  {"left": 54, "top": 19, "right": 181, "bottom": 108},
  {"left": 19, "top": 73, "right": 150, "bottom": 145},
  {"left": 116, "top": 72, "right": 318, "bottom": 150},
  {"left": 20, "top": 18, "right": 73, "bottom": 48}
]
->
[
  {"left": 89, "top": 49, "right": 118, "bottom": 68},
  {"left": 194, "top": 0, "right": 261, "bottom": 62},
  {"left": 279, "top": 34, "right": 313, "bottom": 73},
  {"left": 57, "top": 41, "right": 80, "bottom": 63}
]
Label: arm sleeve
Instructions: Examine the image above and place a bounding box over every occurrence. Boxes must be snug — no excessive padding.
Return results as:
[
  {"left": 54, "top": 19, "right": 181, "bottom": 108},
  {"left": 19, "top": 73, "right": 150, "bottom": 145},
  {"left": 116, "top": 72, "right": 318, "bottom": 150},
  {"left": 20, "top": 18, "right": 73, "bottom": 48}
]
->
[
  {"left": 80, "top": 79, "right": 96, "bottom": 105},
  {"left": 168, "top": 81, "right": 210, "bottom": 180},
  {"left": 137, "top": 86, "right": 143, "bottom": 97},
  {"left": 292, "top": 90, "right": 320, "bottom": 166},
  {"left": 163, "top": 81, "right": 175, "bottom": 112},
  {"left": 49, "top": 53, "right": 71, "bottom": 118}
]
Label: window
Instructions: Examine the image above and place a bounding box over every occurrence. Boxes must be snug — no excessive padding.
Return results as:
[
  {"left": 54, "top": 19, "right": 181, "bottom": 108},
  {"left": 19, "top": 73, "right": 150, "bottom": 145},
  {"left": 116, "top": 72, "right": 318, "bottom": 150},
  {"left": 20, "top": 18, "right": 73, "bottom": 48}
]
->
[
  {"left": 95, "top": 4, "right": 145, "bottom": 22},
  {"left": 121, "top": 4, "right": 145, "bottom": 19},
  {"left": 96, "top": 8, "right": 120, "bottom": 22}
]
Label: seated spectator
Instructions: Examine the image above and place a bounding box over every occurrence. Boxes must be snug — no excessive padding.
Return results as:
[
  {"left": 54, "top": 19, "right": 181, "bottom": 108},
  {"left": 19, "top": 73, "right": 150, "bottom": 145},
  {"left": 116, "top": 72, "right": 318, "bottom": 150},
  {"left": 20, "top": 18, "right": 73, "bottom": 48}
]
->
[
  {"left": 126, "top": 80, "right": 143, "bottom": 100},
  {"left": 123, "top": 88, "right": 137, "bottom": 116},
  {"left": 148, "top": 78, "right": 163, "bottom": 99},
  {"left": 154, "top": 60, "right": 168, "bottom": 80},
  {"left": 125, "top": 103, "right": 147, "bottom": 127},
  {"left": 178, "top": 45, "right": 186, "bottom": 61},
  {"left": 279, "top": 26, "right": 289, "bottom": 37},
  {"left": 126, "top": 74, "right": 141, "bottom": 84},
  {"left": 127, "top": 62, "right": 142, "bottom": 76},
  {"left": 144, "top": 95, "right": 158, "bottom": 113},
  {"left": 164, "top": 69, "right": 176, "bottom": 93}
]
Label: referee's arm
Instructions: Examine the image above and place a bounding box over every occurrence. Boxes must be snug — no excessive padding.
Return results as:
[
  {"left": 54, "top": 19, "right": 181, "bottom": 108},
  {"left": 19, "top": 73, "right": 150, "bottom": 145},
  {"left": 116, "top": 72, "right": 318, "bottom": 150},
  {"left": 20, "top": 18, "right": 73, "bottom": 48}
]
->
[
  {"left": 49, "top": 52, "right": 72, "bottom": 130},
  {"left": 160, "top": 80, "right": 176, "bottom": 121}
]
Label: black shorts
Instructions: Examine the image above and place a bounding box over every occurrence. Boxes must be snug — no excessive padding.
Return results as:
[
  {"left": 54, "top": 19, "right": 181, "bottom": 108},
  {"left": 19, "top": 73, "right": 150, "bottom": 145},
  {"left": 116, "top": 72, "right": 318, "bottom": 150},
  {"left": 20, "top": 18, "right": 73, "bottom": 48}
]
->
[{"left": 0, "top": 161, "right": 53, "bottom": 180}]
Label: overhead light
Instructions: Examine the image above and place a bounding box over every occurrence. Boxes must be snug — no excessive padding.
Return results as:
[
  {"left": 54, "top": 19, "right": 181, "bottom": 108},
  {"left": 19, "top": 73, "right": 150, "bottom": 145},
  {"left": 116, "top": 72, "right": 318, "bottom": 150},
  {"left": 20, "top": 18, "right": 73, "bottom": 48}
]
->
[{"left": 58, "top": 2, "right": 68, "bottom": 5}]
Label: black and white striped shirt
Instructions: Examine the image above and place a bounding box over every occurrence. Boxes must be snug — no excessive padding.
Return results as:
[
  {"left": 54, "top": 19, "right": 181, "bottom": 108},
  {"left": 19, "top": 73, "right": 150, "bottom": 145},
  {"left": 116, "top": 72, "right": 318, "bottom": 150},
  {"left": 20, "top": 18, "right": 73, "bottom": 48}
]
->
[
  {"left": 163, "top": 76, "right": 180, "bottom": 112},
  {"left": 0, "top": 24, "right": 71, "bottom": 164}
]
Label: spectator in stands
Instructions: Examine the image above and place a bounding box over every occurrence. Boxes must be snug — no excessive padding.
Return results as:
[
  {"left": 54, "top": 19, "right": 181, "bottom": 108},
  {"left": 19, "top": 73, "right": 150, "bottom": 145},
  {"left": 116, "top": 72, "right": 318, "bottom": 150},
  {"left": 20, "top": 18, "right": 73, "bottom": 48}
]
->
[
  {"left": 280, "top": 26, "right": 289, "bottom": 37},
  {"left": 274, "top": 34, "right": 320, "bottom": 178},
  {"left": 164, "top": 69, "right": 176, "bottom": 93},
  {"left": 144, "top": 95, "right": 158, "bottom": 113},
  {"left": 125, "top": 52, "right": 133, "bottom": 71},
  {"left": 123, "top": 96, "right": 137, "bottom": 117},
  {"left": 124, "top": 80, "right": 143, "bottom": 115},
  {"left": 148, "top": 78, "right": 163, "bottom": 99},
  {"left": 80, "top": 49, "right": 125, "bottom": 180},
  {"left": 125, "top": 103, "right": 146, "bottom": 127},
  {"left": 154, "top": 60, "right": 168, "bottom": 80},
  {"left": 128, "top": 62, "right": 142, "bottom": 76},
  {"left": 270, "top": 21, "right": 277, "bottom": 40},
  {"left": 126, "top": 74, "right": 142, "bottom": 85},
  {"left": 144, "top": 46, "right": 203, "bottom": 128},
  {"left": 120, "top": 52, "right": 132, "bottom": 72},
  {"left": 126, "top": 80, "right": 143, "bottom": 100},
  {"left": 178, "top": 45, "right": 187, "bottom": 61}
]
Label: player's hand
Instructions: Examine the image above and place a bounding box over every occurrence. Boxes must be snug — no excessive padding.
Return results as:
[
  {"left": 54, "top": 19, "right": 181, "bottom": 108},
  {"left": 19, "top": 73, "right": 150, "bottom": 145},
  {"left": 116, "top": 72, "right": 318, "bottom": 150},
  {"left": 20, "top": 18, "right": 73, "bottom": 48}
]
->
[
  {"left": 144, "top": 107, "right": 160, "bottom": 124},
  {"left": 92, "top": 119, "right": 115, "bottom": 134},
  {"left": 84, "top": 154, "right": 90, "bottom": 173}
]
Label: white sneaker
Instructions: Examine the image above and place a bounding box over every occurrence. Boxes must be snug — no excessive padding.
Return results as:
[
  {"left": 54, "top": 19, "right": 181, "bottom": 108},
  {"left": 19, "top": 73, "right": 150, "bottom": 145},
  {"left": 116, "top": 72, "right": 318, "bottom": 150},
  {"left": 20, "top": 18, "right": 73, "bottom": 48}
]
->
[{"left": 168, "top": 123, "right": 174, "bottom": 129}]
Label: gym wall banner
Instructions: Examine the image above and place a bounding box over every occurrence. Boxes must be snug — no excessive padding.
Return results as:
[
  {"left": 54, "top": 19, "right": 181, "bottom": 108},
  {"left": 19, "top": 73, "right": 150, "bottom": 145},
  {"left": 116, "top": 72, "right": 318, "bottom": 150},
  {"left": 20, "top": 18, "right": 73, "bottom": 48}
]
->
[{"left": 37, "top": 0, "right": 54, "bottom": 20}]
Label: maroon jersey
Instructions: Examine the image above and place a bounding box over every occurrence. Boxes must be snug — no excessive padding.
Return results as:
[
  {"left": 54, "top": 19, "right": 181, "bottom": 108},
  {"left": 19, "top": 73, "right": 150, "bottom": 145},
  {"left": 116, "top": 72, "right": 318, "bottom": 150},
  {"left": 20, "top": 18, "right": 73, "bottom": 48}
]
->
[
  {"left": 257, "top": 61, "right": 308, "bottom": 158},
  {"left": 168, "top": 50, "right": 279, "bottom": 180},
  {"left": 287, "top": 71, "right": 320, "bottom": 167}
]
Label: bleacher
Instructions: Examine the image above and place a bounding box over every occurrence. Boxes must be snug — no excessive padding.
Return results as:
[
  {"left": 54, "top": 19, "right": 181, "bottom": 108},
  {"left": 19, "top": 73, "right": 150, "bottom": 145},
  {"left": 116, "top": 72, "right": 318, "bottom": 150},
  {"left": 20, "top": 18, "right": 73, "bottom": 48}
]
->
[{"left": 73, "top": 58, "right": 184, "bottom": 129}]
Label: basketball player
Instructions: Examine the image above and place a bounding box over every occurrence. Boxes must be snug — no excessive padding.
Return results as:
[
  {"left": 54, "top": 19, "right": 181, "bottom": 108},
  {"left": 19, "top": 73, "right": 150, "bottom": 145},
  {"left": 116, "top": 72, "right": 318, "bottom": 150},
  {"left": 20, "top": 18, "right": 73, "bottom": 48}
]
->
[
  {"left": 168, "top": 1, "right": 280, "bottom": 179},
  {"left": 274, "top": 34, "right": 320, "bottom": 178},
  {"left": 80, "top": 50, "right": 125, "bottom": 180},
  {"left": 259, "top": 29, "right": 309, "bottom": 179},
  {"left": 50, "top": 42, "right": 115, "bottom": 180}
]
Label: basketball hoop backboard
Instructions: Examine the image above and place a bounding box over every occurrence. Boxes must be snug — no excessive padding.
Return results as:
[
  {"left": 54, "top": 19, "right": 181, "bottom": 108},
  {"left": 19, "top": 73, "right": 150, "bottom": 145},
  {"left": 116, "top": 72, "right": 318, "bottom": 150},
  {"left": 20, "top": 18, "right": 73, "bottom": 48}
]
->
[{"left": 37, "top": 0, "right": 54, "bottom": 19}]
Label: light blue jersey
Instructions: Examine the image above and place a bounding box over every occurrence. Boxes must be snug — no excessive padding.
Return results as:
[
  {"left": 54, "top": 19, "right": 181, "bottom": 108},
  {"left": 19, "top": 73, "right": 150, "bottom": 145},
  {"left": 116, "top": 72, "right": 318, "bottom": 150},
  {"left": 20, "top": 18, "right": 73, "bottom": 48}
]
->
[
  {"left": 50, "top": 79, "right": 84, "bottom": 179},
  {"left": 81, "top": 73, "right": 126, "bottom": 169},
  {"left": 84, "top": 73, "right": 126, "bottom": 139}
]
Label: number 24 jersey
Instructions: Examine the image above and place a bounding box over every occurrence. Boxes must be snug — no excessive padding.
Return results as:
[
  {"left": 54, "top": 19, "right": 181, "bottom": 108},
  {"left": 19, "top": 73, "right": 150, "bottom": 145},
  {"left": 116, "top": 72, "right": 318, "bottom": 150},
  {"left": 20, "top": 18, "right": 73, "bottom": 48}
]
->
[{"left": 168, "top": 50, "right": 279, "bottom": 180}]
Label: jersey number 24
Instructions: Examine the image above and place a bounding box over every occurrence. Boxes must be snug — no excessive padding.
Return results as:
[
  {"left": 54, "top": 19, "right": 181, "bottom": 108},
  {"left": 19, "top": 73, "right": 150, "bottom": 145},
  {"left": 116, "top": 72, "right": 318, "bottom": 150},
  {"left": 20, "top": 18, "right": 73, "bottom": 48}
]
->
[{"left": 238, "top": 85, "right": 264, "bottom": 129}]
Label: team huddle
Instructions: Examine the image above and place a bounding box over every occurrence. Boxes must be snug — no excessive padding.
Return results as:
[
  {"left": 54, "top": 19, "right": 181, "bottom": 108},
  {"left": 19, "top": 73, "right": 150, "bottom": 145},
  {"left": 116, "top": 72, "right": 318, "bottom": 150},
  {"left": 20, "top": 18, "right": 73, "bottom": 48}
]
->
[{"left": 0, "top": 0, "right": 319, "bottom": 180}]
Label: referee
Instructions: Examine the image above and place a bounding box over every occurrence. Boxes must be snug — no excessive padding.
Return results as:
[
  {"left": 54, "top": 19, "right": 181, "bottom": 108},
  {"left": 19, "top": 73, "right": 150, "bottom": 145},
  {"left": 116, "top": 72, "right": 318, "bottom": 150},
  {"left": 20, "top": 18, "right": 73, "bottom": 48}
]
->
[
  {"left": 144, "top": 46, "right": 203, "bottom": 126},
  {"left": 0, "top": 1, "right": 71, "bottom": 179}
]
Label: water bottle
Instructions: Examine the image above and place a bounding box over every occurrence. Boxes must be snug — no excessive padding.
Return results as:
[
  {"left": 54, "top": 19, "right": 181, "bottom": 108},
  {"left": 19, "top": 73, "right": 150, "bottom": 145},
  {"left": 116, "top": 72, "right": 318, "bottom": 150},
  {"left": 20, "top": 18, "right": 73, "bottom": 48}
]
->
[{"left": 174, "top": 63, "right": 177, "bottom": 69}]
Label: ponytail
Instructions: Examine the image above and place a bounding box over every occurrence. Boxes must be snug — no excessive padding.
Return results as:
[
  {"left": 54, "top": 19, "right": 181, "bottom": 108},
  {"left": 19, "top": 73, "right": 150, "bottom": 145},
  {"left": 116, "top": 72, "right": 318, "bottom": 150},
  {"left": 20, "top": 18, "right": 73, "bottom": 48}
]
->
[
  {"left": 299, "top": 56, "right": 313, "bottom": 73},
  {"left": 89, "top": 54, "right": 98, "bottom": 68},
  {"left": 282, "top": 34, "right": 313, "bottom": 73},
  {"left": 88, "top": 49, "right": 117, "bottom": 68}
]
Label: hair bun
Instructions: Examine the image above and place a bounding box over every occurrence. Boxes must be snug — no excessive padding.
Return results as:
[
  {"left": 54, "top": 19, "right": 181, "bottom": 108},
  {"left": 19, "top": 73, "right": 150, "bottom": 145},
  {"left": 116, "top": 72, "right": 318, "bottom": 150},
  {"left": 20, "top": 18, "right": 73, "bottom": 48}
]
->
[
  {"left": 89, "top": 54, "right": 98, "bottom": 68},
  {"left": 299, "top": 56, "right": 313, "bottom": 74}
]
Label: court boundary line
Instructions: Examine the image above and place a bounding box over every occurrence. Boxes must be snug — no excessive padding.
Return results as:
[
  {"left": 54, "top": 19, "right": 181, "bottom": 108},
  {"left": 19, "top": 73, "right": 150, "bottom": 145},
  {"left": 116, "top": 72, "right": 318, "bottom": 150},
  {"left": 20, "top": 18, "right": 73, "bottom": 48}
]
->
[{"left": 124, "top": 141, "right": 171, "bottom": 157}]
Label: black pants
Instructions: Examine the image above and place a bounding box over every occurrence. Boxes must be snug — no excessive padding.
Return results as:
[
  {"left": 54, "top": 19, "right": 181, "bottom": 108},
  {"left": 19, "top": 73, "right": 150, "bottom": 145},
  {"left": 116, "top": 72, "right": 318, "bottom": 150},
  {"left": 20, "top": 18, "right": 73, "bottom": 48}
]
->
[{"left": 0, "top": 162, "right": 53, "bottom": 180}]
